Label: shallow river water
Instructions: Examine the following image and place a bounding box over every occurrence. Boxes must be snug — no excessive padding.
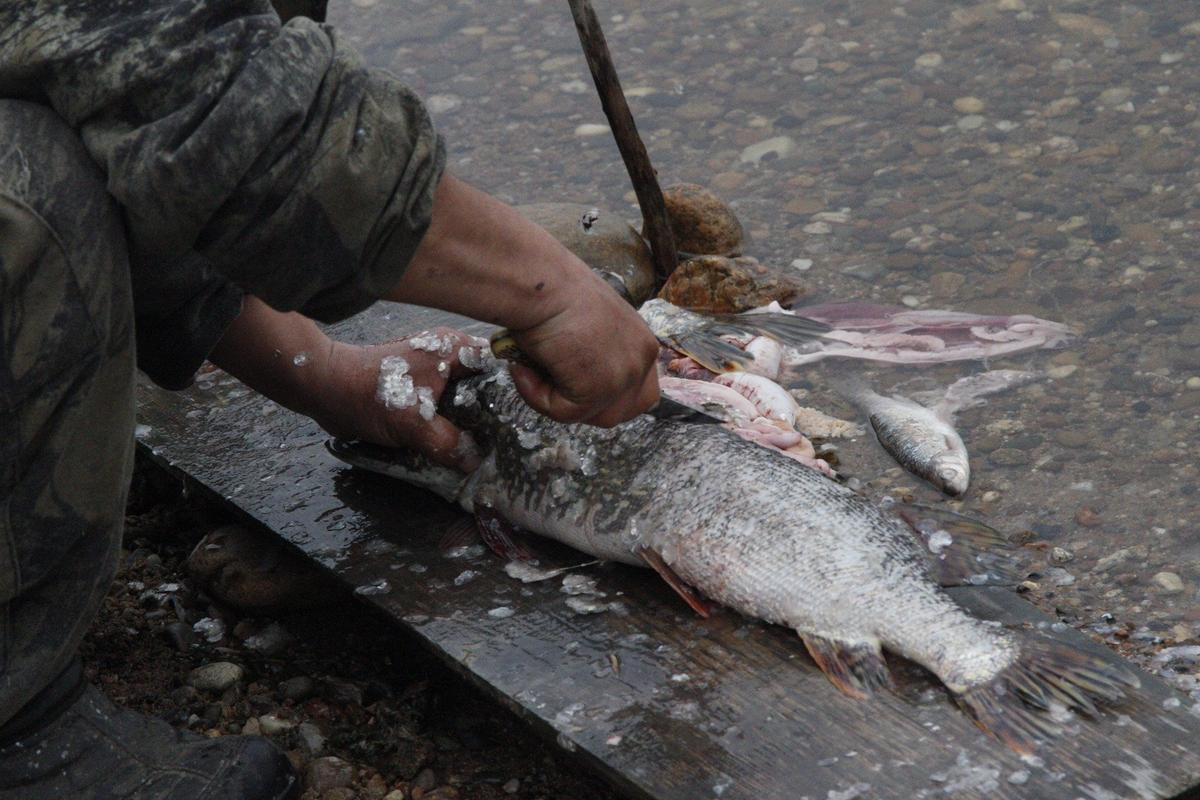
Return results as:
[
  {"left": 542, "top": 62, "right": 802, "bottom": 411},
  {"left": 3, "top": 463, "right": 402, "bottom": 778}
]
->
[{"left": 327, "top": 0, "right": 1200, "bottom": 701}]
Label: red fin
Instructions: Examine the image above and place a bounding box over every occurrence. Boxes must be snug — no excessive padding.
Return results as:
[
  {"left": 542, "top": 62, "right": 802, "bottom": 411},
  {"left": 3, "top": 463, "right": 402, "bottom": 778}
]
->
[
  {"left": 636, "top": 546, "right": 714, "bottom": 618},
  {"left": 438, "top": 516, "right": 479, "bottom": 552},
  {"left": 475, "top": 507, "right": 535, "bottom": 562},
  {"left": 800, "top": 634, "right": 893, "bottom": 700}
]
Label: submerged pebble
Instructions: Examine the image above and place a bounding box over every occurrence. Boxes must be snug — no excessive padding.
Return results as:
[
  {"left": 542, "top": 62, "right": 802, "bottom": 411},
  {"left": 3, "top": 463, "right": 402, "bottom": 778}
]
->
[{"left": 354, "top": 579, "right": 391, "bottom": 596}]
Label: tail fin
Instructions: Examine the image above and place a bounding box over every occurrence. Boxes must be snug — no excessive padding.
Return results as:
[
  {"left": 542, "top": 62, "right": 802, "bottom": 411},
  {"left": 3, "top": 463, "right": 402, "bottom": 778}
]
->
[{"left": 956, "top": 636, "right": 1140, "bottom": 754}]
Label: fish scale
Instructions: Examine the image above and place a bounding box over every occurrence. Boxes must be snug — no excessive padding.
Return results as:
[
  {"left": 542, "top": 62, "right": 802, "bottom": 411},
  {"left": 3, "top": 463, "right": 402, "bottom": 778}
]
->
[{"left": 330, "top": 364, "right": 1138, "bottom": 754}]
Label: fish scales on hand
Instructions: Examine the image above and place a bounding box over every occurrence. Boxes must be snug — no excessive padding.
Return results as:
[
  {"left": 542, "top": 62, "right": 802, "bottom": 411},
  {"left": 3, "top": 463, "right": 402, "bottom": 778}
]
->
[{"left": 328, "top": 364, "right": 1138, "bottom": 754}]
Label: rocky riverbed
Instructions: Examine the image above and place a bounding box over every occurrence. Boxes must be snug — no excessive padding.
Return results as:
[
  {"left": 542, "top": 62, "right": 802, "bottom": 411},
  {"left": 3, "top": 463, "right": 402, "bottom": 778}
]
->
[{"left": 81, "top": 456, "right": 619, "bottom": 800}]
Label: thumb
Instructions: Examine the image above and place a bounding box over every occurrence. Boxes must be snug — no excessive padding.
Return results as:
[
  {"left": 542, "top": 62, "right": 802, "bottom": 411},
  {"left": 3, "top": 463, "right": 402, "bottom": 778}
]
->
[
  {"left": 411, "top": 415, "right": 482, "bottom": 472},
  {"left": 509, "top": 364, "right": 591, "bottom": 423}
]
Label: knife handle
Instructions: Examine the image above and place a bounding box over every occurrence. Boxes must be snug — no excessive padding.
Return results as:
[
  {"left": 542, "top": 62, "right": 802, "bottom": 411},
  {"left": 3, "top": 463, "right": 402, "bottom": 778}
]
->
[{"left": 489, "top": 329, "right": 536, "bottom": 368}]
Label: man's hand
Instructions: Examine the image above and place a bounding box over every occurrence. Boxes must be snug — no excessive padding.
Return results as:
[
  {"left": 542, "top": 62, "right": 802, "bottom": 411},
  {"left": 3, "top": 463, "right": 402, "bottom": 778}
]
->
[
  {"left": 315, "top": 329, "right": 485, "bottom": 471},
  {"left": 505, "top": 270, "right": 660, "bottom": 426},
  {"left": 389, "top": 173, "right": 660, "bottom": 426},
  {"left": 210, "top": 299, "right": 484, "bottom": 472}
]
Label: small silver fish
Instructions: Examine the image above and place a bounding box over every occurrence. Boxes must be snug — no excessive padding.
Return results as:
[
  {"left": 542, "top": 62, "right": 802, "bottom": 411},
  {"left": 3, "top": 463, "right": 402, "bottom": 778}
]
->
[{"left": 835, "top": 370, "right": 1040, "bottom": 496}]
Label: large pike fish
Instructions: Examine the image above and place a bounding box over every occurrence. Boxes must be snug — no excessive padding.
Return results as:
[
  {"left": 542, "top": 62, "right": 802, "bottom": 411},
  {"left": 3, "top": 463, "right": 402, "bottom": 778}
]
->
[{"left": 328, "top": 365, "right": 1137, "bottom": 753}]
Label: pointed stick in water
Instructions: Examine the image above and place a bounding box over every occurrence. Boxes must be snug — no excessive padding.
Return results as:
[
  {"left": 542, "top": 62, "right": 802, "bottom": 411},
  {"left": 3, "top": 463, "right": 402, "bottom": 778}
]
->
[{"left": 566, "top": 0, "right": 679, "bottom": 288}]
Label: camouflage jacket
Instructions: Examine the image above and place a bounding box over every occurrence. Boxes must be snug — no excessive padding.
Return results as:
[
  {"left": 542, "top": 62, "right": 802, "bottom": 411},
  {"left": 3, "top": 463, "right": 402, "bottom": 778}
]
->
[{"left": 0, "top": 0, "right": 444, "bottom": 387}]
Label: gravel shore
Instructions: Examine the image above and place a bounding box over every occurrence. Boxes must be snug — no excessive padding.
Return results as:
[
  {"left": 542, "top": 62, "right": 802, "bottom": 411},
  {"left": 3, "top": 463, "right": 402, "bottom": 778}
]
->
[{"left": 81, "top": 455, "right": 619, "bottom": 800}]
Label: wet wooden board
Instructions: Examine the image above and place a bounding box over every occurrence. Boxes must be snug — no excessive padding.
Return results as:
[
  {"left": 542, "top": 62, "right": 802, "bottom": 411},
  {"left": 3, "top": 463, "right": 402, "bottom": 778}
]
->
[{"left": 135, "top": 303, "right": 1200, "bottom": 800}]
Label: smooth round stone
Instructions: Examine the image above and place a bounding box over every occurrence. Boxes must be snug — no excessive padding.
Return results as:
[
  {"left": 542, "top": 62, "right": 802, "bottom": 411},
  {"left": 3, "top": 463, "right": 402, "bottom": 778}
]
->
[
  {"left": 258, "top": 714, "right": 295, "bottom": 736},
  {"left": 930, "top": 272, "right": 966, "bottom": 296},
  {"left": 188, "top": 662, "right": 244, "bottom": 693},
  {"left": 1054, "top": 430, "right": 1090, "bottom": 448},
  {"left": 661, "top": 183, "right": 746, "bottom": 256},
  {"left": 953, "top": 96, "right": 985, "bottom": 114},
  {"left": 1047, "top": 364, "right": 1078, "bottom": 379},
  {"left": 790, "top": 57, "right": 820, "bottom": 74},
  {"left": 1099, "top": 87, "right": 1132, "bottom": 106},
  {"left": 426, "top": 94, "right": 462, "bottom": 115},
  {"left": 988, "top": 448, "right": 1028, "bottom": 467},
  {"left": 1153, "top": 572, "right": 1184, "bottom": 593},
  {"left": 739, "top": 135, "right": 796, "bottom": 166},
  {"left": 957, "top": 115, "right": 986, "bottom": 131},
  {"left": 574, "top": 123, "right": 610, "bottom": 137},
  {"left": 915, "top": 52, "right": 943, "bottom": 68},
  {"left": 1186, "top": 376, "right": 1200, "bottom": 390}
]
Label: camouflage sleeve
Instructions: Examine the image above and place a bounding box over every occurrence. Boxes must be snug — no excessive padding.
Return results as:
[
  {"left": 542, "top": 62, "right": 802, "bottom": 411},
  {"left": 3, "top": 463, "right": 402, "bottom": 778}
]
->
[{"left": 0, "top": 0, "right": 444, "bottom": 324}]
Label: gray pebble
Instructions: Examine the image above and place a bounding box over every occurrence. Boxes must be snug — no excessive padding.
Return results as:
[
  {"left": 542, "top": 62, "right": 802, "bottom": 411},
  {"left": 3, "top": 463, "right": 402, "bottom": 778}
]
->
[
  {"left": 1153, "top": 572, "right": 1185, "bottom": 594},
  {"left": 305, "top": 756, "right": 354, "bottom": 793},
  {"left": 258, "top": 714, "right": 295, "bottom": 736},
  {"left": 279, "top": 675, "right": 317, "bottom": 702},
  {"left": 162, "top": 621, "right": 196, "bottom": 652},
  {"left": 188, "top": 662, "right": 244, "bottom": 693},
  {"left": 1053, "top": 430, "right": 1091, "bottom": 449},
  {"left": 414, "top": 767, "right": 438, "bottom": 792},
  {"left": 988, "top": 448, "right": 1028, "bottom": 467},
  {"left": 299, "top": 721, "right": 327, "bottom": 756}
]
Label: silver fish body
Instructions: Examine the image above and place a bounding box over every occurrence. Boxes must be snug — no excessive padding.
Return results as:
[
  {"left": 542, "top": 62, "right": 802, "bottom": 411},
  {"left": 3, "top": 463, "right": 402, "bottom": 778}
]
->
[
  {"left": 331, "top": 365, "right": 1136, "bottom": 751},
  {"left": 853, "top": 390, "right": 970, "bottom": 496},
  {"left": 836, "top": 370, "right": 1041, "bottom": 497}
]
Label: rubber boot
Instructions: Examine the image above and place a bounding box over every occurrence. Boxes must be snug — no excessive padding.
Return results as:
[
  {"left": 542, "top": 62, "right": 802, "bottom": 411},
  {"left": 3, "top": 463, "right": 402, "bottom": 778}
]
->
[{"left": 0, "top": 661, "right": 298, "bottom": 799}]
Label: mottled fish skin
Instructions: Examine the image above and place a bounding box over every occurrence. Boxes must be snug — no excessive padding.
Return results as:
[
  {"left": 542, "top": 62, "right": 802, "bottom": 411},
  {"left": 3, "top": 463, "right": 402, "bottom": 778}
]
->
[{"left": 436, "top": 366, "right": 1018, "bottom": 692}]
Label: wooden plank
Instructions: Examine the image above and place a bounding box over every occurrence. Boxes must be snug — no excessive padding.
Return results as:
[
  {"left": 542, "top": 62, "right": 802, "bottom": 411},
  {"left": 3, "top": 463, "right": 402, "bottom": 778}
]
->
[{"left": 135, "top": 302, "right": 1200, "bottom": 800}]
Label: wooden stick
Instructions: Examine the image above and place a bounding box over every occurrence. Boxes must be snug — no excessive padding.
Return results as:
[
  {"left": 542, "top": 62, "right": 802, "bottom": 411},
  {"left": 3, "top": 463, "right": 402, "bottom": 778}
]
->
[{"left": 567, "top": 0, "right": 678, "bottom": 287}]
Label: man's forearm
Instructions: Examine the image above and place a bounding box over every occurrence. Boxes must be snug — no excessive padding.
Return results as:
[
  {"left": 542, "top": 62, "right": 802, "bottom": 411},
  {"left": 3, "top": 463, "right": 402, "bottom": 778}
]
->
[
  {"left": 388, "top": 174, "right": 594, "bottom": 331},
  {"left": 208, "top": 295, "right": 336, "bottom": 422}
]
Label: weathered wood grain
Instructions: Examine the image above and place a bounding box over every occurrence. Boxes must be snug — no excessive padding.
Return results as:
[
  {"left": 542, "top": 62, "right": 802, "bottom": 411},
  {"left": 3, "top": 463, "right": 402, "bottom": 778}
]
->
[{"left": 135, "top": 302, "right": 1200, "bottom": 800}]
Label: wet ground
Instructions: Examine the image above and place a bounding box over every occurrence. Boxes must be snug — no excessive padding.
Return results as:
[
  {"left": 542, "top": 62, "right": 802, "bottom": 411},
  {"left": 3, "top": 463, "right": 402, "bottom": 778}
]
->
[{"left": 329, "top": 0, "right": 1200, "bottom": 700}]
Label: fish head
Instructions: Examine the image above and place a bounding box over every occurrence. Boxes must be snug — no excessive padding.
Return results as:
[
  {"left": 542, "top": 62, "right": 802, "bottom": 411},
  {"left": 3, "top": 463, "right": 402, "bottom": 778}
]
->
[{"left": 929, "top": 452, "right": 970, "bottom": 496}]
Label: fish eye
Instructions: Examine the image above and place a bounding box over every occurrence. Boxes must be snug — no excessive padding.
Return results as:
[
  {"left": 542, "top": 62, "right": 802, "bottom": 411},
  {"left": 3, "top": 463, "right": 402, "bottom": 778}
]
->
[{"left": 936, "top": 464, "right": 962, "bottom": 481}]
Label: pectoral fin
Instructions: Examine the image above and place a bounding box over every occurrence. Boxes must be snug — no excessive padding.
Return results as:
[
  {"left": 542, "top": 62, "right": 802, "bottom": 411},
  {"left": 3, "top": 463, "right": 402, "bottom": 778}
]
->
[
  {"left": 636, "top": 546, "right": 714, "bottom": 618},
  {"left": 475, "top": 507, "right": 535, "bottom": 562},
  {"left": 664, "top": 332, "right": 753, "bottom": 373},
  {"left": 800, "top": 634, "right": 893, "bottom": 699},
  {"left": 438, "top": 516, "right": 480, "bottom": 552},
  {"left": 893, "top": 503, "right": 1024, "bottom": 587}
]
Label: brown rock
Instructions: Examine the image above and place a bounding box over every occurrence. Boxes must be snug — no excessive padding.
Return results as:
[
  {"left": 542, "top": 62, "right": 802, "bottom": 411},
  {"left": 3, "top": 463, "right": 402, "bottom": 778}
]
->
[
  {"left": 661, "top": 183, "right": 746, "bottom": 256},
  {"left": 1074, "top": 507, "right": 1102, "bottom": 528},
  {"left": 658, "top": 256, "right": 807, "bottom": 313},
  {"left": 783, "top": 197, "right": 826, "bottom": 216},
  {"left": 516, "top": 203, "right": 655, "bottom": 305},
  {"left": 185, "top": 525, "right": 332, "bottom": 615}
]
